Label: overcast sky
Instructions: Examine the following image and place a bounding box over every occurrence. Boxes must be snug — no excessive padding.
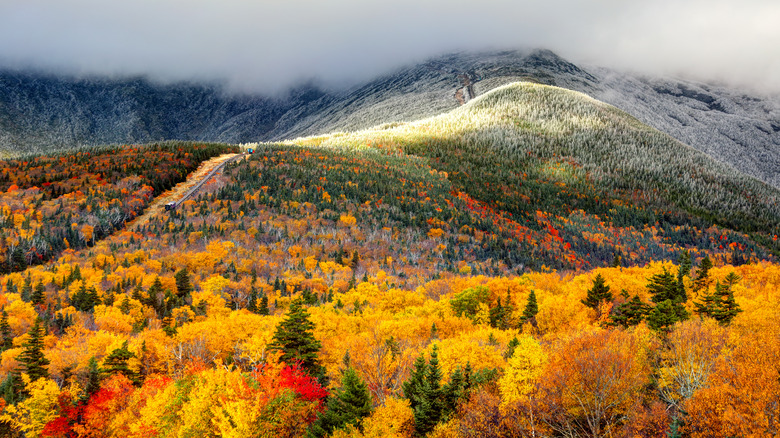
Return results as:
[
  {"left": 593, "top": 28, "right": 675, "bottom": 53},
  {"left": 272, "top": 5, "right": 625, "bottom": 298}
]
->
[{"left": 1, "top": 0, "right": 778, "bottom": 94}]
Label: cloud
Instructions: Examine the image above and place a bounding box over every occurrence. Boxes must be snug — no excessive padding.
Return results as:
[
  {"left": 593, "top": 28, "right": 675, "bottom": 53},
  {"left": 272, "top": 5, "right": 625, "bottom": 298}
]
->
[{"left": 1, "top": 0, "right": 778, "bottom": 94}]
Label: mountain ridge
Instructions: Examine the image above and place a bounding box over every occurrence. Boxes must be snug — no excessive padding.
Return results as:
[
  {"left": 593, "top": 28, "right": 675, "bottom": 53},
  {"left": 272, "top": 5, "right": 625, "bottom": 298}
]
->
[{"left": 1, "top": 49, "right": 778, "bottom": 189}]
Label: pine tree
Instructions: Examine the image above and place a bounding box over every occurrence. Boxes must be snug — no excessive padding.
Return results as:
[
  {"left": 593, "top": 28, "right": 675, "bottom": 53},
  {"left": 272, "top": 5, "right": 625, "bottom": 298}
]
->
[
  {"left": 648, "top": 268, "right": 683, "bottom": 302},
  {"left": 693, "top": 255, "right": 713, "bottom": 293},
  {"left": 83, "top": 356, "right": 103, "bottom": 400},
  {"left": 175, "top": 267, "right": 192, "bottom": 298},
  {"left": 310, "top": 367, "right": 373, "bottom": 437},
  {"left": 520, "top": 290, "right": 538, "bottom": 326},
  {"left": 103, "top": 340, "right": 138, "bottom": 384},
  {"left": 608, "top": 295, "right": 652, "bottom": 328},
  {"left": 696, "top": 280, "right": 742, "bottom": 326},
  {"left": 646, "top": 268, "right": 689, "bottom": 331},
  {"left": 677, "top": 250, "right": 692, "bottom": 300},
  {"left": 147, "top": 277, "right": 164, "bottom": 313},
  {"left": 0, "top": 311, "right": 13, "bottom": 352},
  {"left": 443, "top": 364, "right": 471, "bottom": 419},
  {"left": 11, "top": 246, "right": 26, "bottom": 272},
  {"left": 403, "top": 347, "right": 443, "bottom": 437},
  {"left": 17, "top": 318, "right": 49, "bottom": 381},
  {"left": 488, "top": 297, "right": 506, "bottom": 329},
  {"left": 403, "top": 345, "right": 467, "bottom": 436},
  {"left": 21, "top": 277, "right": 32, "bottom": 302},
  {"left": 646, "top": 300, "right": 680, "bottom": 332},
  {"left": 581, "top": 274, "right": 613, "bottom": 316},
  {"left": 504, "top": 337, "right": 520, "bottom": 359},
  {"left": 611, "top": 252, "right": 622, "bottom": 268},
  {"left": 258, "top": 296, "right": 270, "bottom": 315},
  {"left": 714, "top": 283, "right": 741, "bottom": 325},
  {"left": 268, "top": 299, "right": 326, "bottom": 384},
  {"left": 31, "top": 282, "right": 45, "bottom": 306},
  {"left": 247, "top": 286, "right": 258, "bottom": 313}
]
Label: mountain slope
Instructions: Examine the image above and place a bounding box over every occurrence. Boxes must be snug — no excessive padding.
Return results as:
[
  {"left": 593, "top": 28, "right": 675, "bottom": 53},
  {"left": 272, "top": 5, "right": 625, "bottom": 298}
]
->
[
  {"left": 1, "top": 50, "right": 778, "bottom": 191},
  {"left": 285, "top": 82, "right": 780, "bottom": 268}
]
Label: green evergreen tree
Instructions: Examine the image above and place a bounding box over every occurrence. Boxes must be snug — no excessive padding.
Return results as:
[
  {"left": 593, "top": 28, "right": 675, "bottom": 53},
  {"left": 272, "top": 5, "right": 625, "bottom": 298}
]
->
[
  {"left": 714, "top": 283, "right": 741, "bottom": 325},
  {"left": 648, "top": 268, "right": 683, "bottom": 303},
  {"left": 611, "top": 252, "right": 622, "bottom": 268},
  {"left": 83, "top": 356, "right": 103, "bottom": 400},
  {"left": 581, "top": 274, "right": 614, "bottom": 312},
  {"left": 11, "top": 246, "right": 26, "bottom": 272},
  {"left": 647, "top": 300, "right": 680, "bottom": 332},
  {"left": 646, "top": 268, "right": 689, "bottom": 331},
  {"left": 520, "top": 290, "right": 539, "bottom": 326},
  {"left": 21, "top": 277, "right": 32, "bottom": 302},
  {"left": 31, "top": 282, "right": 45, "bottom": 306},
  {"left": 103, "top": 340, "right": 138, "bottom": 384},
  {"left": 175, "top": 267, "right": 192, "bottom": 298},
  {"left": 488, "top": 297, "right": 507, "bottom": 329},
  {"left": 268, "top": 299, "right": 326, "bottom": 384},
  {"left": 0, "top": 311, "right": 13, "bottom": 352},
  {"left": 403, "top": 345, "right": 468, "bottom": 436},
  {"left": 504, "top": 336, "right": 520, "bottom": 359},
  {"left": 17, "top": 318, "right": 49, "bottom": 381},
  {"left": 258, "top": 296, "right": 270, "bottom": 315},
  {"left": 247, "top": 286, "right": 258, "bottom": 313},
  {"left": 677, "top": 251, "right": 692, "bottom": 281},
  {"left": 310, "top": 367, "right": 373, "bottom": 437},
  {"left": 119, "top": 295, "right": 132, "bottom": 315},
  {"left": 696, "top": 280, "right": 742, "bottom": 326},
  {"left": 441, "top": 364, "right": 471, "bottom": 420},
  {"left": 608, "top": 295, "right": 652, "bottom": 328},
  {"left": 693, "top": 255, "right": 713, "bottom": 293}
]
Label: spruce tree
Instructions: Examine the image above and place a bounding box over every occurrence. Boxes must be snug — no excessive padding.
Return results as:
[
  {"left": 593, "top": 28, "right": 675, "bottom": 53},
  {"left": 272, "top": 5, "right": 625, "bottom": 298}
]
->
[
  {"left": 647, "top": 268, "right": 689, "bottom": 331},
  {"left": 647, "top": 300, "right": 680, "bottom": 332},
  {"left": 258, "top": 296, "right": 270, "bottom": 315},
  {"left": 103, "top": 340, "right": 138, "bottom": 384},
  {"left": 31, "top": 282, "right": 45, "bottom": 306},
  {"left": 175, "top": 267, "right": 192, "bottom": 298},
  {"left": 693, "top": 256, "right": 713, "bottom": 293},
  {"left": 17, "top": 318, "right": 49, "bottom": 381},
  {"left": 608, "top": 295, "right": 652, "bottom": 328},
  {"left": 247, "top": 286, "right": 258, "bottom": 313},
  {"left": 310, "top": 367, "right": 373, "bottom": 437},
  {"left": 488, "top": 297, "right": 505, "bottom": 329},
  {"left": 268, "top": 298, "right": 326, "bottom": 383},
  {"left": 21, "top": 277, "right": 32, "bottom": 302},
  {"left": 714, "top": 283, "right": 741, "bottom": 325},
  {"left": 647, "top": 268, "right": 690, "bottom": 324},
  {"left": 504, "top": 336, "right": 520, "bottom": 359},
  {"left": 520, "top": 290, "right": 538, "bottom": 326},
  {"left": 581, "top": 274, "right": 613, "bottom": 316},
  {"left": 83, "top": 356, "right": 103, "bottom": 400},
  {"left": 403, "top": 346, "right": 468, "bottom": 436},
  {"left": 0, "top": 311, "right": 13, "bottom": 352}
]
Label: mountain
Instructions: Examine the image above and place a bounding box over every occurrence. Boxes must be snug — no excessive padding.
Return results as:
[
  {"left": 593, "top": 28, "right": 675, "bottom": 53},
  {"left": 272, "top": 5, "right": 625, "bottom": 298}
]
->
[
  {"left": 0, "top": 50, "right": 778, "bottom": 190},
  {"left": 284, "top": 81, "right": 780, "bottom": 268},
  {"left": 1, "top": 64, "right": 779, "bottom": 437}
]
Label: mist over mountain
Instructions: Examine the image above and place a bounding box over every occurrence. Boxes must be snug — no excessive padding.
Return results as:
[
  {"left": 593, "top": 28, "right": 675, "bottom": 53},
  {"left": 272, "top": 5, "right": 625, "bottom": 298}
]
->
[{"left": 0, "top": 49, "right": 778, "bottom": 189}]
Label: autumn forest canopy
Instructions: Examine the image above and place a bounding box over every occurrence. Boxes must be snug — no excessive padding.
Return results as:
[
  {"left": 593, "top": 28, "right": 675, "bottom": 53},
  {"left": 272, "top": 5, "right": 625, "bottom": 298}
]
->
[{"left": 0, "top": 83, "right": 778, "bottom": 437}]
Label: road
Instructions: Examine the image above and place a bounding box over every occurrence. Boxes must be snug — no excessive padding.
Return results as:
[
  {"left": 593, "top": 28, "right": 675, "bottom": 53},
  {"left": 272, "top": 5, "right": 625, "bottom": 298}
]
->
[{"left": 128, "top": 152, "right": 243, "bottom": 230}]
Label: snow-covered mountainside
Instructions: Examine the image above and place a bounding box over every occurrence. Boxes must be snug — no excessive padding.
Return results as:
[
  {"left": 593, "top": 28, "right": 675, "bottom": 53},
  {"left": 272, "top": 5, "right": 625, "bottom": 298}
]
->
[{"left": 0, "top": 49, "right": 778, "bottom": 189}]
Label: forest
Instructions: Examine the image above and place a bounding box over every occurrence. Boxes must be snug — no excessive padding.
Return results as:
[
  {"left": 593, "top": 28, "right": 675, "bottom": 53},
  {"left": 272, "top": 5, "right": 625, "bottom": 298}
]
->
[{"left": 0, "top": 83, "right": 778, "bottom": 437}]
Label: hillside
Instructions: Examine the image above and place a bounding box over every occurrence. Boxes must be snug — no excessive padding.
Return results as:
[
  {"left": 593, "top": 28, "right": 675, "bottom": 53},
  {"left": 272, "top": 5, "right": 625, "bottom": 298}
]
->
[
  {"left": 2, "top": 49, "right": 778, "bottom": 191},
  {"left": 289, "top": 82, "right": 780, "bottom": 265},
  {"left": 0, "top": 82, "right": 777, "bottom": 436}
]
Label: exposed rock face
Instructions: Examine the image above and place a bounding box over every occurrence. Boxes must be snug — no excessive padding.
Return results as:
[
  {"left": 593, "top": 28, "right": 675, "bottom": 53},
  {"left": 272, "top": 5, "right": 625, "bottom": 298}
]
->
[{"left": 1, "top": 49, "right": 778, "bottom": 188}]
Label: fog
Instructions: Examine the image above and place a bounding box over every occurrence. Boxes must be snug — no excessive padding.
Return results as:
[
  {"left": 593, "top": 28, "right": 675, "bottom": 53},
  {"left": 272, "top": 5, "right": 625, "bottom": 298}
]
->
[{"left": 1, "top": 0, "right": 778, "bottom": 94}]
